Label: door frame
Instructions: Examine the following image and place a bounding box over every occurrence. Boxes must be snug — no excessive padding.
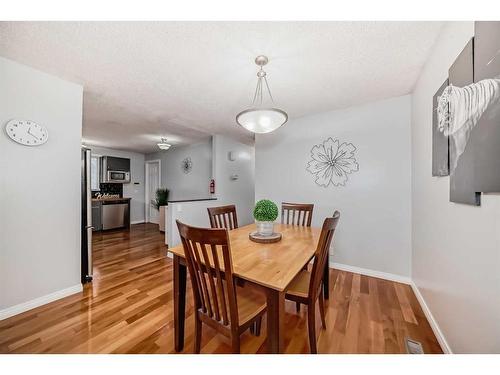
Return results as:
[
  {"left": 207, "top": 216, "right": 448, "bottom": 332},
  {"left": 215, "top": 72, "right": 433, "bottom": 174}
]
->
[{"left": 145, "top": 159, "right": 162, "bottom": 224}]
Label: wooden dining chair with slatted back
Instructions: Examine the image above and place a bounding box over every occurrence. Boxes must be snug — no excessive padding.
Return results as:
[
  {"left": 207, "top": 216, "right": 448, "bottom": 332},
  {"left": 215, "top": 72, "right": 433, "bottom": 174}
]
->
[
  {"left": 284, "top": 211, "right": 340, "bottom": 354},
  {"left": 207, "top": 204, "right": 261, "bottom": 333},
  {"left": 281, "top": 202, "right": 314, "bottom": 227},
  {"left": 282, "top": 202, "right": 315, "bottom": 312},
  {"left": 207, "top": 205, "right": 239, "bottom": 230},
  {"left": 207, "top": 203, "right": 251, "bottom": 301},
  {"left": 176, "top": 220, "right": 267, "bottom": 354}
]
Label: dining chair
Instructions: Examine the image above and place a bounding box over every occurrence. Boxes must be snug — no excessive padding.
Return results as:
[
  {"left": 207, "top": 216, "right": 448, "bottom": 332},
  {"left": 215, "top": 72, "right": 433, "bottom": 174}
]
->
[
  {"left": 285, "top": 211, "right": 340, "bottom": 354},
  {"left": 281, "top": 202, "right": 314, "bottom": 227},
  {"left": 282, "top": 202, "right": 315, "bottom": 303},
  {"left": 176, "top": 220, "right": 266, "bottom": 354},
  {"left": 207, "top": 204, "right": 239, "bottom": 230}
]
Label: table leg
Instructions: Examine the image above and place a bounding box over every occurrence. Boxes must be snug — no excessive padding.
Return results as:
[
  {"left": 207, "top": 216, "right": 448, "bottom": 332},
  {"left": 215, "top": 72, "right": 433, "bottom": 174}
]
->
[
  {"left": 174, "top": 255, "right": 187, "bottom": 352},
  {"left": 323, "top": 261, "right": 329, "bottom": 300},
  {"left": 266, "top": 288, "right": 285, "bottom": 353}
]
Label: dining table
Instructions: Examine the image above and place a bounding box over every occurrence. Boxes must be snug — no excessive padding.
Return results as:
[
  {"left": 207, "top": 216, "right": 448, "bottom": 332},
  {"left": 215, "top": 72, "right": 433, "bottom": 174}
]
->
[{"left": 168, "top": 222, "right": 330, "bottom": 354}]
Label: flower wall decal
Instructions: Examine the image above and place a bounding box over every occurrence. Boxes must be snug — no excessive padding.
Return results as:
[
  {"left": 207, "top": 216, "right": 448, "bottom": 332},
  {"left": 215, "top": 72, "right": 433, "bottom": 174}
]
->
[
  {"left": 306, "top": 137, "right": 359, "bottom": 187},
  {"left": 181, "top": 157, "right": 193, "bottom": 174}
]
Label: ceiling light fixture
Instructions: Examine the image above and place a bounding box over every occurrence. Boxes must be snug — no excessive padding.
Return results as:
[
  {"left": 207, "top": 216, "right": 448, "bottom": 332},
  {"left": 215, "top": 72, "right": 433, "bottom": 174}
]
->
[
  {"left": 157, "top": 137, "right": 171, "bottom": 150},
  {"left": 236, "top": 55, "right": 288, "bottom": 134}
]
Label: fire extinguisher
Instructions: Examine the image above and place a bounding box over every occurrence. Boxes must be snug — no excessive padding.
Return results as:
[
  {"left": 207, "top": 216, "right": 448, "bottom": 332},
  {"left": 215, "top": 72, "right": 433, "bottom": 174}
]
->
[{"left": 209, "top": 179, "right": 215, "bottom": 194}]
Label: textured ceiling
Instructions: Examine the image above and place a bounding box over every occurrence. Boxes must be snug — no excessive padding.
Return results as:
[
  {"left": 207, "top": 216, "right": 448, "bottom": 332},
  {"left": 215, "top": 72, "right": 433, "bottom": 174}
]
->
[{"left": 0, "top": 22, "right": 443, "bottom": 153}]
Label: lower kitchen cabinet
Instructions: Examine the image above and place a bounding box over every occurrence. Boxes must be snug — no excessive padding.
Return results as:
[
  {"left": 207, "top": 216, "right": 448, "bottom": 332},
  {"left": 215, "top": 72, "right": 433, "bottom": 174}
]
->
[{"left": 91, "top": 198, "right": 131, "bottom": 231}]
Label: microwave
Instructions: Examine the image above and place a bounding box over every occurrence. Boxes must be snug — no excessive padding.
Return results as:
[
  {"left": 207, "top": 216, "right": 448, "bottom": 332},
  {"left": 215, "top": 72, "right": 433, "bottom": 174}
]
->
[
  {"left": 101, "top": 156, "right": 131, "bottom": 183},
  {"left": 105, "top": 170, "right": 130, "bottom": 183}
]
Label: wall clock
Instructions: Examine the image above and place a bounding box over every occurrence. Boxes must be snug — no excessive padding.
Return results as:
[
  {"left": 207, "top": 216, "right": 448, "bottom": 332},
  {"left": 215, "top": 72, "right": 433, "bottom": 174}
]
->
[{"left": 5, "top": 119, "right": 49, "bottom": 146}]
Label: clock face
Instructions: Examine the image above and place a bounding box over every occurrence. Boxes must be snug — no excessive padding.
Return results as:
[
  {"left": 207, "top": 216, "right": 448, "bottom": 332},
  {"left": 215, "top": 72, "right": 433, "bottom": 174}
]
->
[{"left": 5, "top": 119, "right": 49, "bottom": 146}]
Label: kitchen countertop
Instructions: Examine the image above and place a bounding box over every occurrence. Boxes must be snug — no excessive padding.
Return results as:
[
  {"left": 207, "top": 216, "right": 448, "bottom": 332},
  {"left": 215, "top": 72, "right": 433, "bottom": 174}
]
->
[
  {"left": 91, "top": 197, "right": 131, "bottom": 203},
  {"left": 167, "top": 198, "right": 217, "bottom": 203}
]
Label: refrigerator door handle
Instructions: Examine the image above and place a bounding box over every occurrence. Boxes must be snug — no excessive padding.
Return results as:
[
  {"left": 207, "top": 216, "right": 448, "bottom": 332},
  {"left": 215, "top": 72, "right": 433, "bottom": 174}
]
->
[
  {"left": 85, "top": 149, "right": 93, "bottom": 281},
  {"left": 86, "top": 226, "right": 93, "bottom": 279}
]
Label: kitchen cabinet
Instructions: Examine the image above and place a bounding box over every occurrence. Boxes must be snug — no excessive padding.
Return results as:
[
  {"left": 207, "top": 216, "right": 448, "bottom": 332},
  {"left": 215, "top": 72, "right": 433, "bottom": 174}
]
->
[
  {"left": 102, "top": 202, "right": 128, "bottom": 230},
  {"left": 91, "top": 198, "right": 131, "bottom": 231},
  {"left": 159, "top": 205, "right": 167, "bottom": 232}
]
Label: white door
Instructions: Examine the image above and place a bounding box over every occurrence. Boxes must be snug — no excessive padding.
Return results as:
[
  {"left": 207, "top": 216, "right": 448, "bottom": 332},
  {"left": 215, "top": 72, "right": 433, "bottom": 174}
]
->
[{"left": 146, "top": 161, "right": 161, "bottom": 224}]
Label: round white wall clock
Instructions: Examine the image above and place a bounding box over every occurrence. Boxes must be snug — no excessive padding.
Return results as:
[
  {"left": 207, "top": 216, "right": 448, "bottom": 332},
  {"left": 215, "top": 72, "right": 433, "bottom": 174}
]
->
[{"left": 5, "top": 119, "right": 49, "bottom": 146}]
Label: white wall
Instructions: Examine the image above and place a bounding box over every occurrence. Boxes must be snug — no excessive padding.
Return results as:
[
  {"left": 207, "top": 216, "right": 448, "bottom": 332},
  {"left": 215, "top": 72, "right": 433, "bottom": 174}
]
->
[
  {"left": 411, "top": 22, "right": 500, "bottom": 353},
  {"left": 255, "top": 96, "right": 412, "bottom": 277},
  {"left": 146, "top": 139, "right": 212, "bottom": 201},
  {"left": 166, "top": 200, "right": 221, "bottom": 248},
  {"left": 0, "top": 57, "right": 83, "bottom": 318},
  {"left": 212, "top": 135, "right": 255, "bottom": 226},
  {"left": 88, "top": 146, "right": 145, "bottom": 223}
]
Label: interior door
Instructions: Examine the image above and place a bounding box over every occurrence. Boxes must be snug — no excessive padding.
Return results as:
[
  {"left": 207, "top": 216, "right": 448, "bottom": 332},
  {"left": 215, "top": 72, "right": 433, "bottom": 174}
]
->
[{"left": 147, "top": 161, "right": 160, "bottom": 224}]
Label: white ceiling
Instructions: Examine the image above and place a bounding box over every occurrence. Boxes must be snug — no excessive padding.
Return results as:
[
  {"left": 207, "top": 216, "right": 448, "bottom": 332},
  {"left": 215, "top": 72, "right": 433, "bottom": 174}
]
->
[{"left": 0, "top": 22, "right": 443, "bottom": 153}]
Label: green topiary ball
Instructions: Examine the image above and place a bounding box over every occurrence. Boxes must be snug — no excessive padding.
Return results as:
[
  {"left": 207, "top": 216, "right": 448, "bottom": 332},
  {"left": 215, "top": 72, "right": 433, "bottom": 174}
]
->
[{"left": 253, "top": 199, "right": 279, "bottom": 222}]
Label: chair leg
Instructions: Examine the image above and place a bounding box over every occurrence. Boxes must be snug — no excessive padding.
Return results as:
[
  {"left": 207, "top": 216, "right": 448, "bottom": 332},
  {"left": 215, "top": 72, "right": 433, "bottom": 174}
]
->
[
  {"left": 254, "top": 316, "right": 262, "bottom": 336},
  {"left": 250, "top": 323, "right": 255, "bottom": 335},
  {"left": 194, "top": 315, "right": 202, "bottom": 354},
  {"left": 318, "top": 291, "right": 326, "bottom": 330},
  {"left": 307, "top": 302, "right": 317, "bottom": 354},
  {"left": 295, "top": 302, "right": 301, "bottom": 313},
  {"left": 231, "top": 334, "right": 241, "bottom": 354}
]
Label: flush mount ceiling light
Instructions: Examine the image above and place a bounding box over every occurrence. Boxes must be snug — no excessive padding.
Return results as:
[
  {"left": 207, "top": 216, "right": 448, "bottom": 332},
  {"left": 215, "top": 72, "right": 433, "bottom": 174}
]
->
[
  {"left": 157, "top": 137, "right": 171, "bottom": 150},
  {"left": 236, "top": 55, "right": 288, "bottom": 134}
]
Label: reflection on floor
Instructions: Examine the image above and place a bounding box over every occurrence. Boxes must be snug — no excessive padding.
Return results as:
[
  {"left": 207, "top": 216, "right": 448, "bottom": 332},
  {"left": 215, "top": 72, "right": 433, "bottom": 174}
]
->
[{"left": 0, "top": 223, "right": 442, "bottom": 353}]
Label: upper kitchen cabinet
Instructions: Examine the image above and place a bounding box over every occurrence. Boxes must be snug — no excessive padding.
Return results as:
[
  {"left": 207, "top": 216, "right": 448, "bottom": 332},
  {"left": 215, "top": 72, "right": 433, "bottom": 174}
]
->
[{"left": 100, "top": 156, "right": 131, "bottom": 183}]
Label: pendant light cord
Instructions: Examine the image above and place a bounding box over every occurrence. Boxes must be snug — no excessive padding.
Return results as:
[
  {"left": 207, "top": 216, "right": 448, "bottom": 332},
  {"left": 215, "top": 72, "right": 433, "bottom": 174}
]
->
[
  {"left": 263, "top": 75, "right": 274, "bottom": 104},
  {"left": 252, "top": 66, "right": 275, "bottom": 106}
]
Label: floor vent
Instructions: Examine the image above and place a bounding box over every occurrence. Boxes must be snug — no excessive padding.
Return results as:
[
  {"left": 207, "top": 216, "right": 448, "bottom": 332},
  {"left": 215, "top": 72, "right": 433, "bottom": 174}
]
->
[{"left": 405, "top": 338, "right": 425, "bottom": 354}]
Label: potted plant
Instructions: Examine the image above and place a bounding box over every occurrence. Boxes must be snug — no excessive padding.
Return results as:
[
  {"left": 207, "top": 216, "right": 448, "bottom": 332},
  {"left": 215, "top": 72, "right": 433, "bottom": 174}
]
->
[
  {"left": 154, "top": 188, "right": 169, "bottom": 232},
  {"left": 253, "top": 199, "right": 279, "bottom": 236}
]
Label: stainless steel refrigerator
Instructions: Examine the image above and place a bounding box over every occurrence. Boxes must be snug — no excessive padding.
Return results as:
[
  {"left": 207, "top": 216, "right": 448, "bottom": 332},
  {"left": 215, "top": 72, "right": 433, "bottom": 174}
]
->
[{"left": 81, "top": 147, "right": 93, "bottom": 283}]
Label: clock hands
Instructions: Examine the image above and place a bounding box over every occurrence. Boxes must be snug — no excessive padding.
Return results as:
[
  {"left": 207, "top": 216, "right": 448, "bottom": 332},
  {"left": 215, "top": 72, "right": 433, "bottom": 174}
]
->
[
  {"left": 27, "top": 126, "right": 42, "bottom": 140},
  {"left": 28, "top": 127, "right": 37, "bottom": 138}
]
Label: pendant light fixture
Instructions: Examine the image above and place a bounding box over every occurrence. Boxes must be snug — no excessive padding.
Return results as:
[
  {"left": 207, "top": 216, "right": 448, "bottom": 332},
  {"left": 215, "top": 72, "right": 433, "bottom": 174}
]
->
[
  {"left": 236, "top": 55, "right": 288, "bottom": 134},
  {"left": 157, "top": 137, "right": 171, "bottom": 150}
]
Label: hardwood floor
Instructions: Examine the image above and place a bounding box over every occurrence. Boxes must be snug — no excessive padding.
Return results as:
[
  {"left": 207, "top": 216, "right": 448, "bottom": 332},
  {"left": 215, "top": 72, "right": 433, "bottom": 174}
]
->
[{"left": 0, "top": 223, "right": 442, "bottom": 354}]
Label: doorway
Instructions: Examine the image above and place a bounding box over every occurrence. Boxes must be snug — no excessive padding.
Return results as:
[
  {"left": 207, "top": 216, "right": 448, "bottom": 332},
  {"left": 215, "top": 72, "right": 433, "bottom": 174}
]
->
[{"left": 145, "top": 159, "right": 161, "bottom": 225}]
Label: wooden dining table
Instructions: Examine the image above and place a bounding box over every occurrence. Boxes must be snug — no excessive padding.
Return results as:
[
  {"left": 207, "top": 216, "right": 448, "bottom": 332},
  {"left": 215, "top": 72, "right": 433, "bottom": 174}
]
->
[{"left": 168, "top": 222, "right": 330, "bottom": 353}]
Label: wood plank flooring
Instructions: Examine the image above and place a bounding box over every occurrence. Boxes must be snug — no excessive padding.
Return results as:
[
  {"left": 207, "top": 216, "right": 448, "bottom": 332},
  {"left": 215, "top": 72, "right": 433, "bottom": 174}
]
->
[{"left": 0, "top": 223, "right": 442, "bottom": 354}]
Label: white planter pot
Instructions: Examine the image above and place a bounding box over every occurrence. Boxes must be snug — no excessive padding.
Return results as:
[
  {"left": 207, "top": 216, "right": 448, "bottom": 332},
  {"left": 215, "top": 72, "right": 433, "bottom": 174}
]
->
[
  {"left": 159, "top": 205, "right": 166, "bottom": 232},
  {"left": 256, "top": 221, "right": 274, "bottom": 236}
]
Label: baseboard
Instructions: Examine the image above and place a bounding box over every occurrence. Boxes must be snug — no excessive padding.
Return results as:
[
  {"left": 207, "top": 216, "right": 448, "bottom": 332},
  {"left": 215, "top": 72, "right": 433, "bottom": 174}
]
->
[
  {"left": 410, "top": 282, "right": 452, "bottom": 354},
  {"left": 130, "top": 220, "right": 145, "bottom": 225},
  {"left": 330, "top": 261, "right": 411, "bottom": 285},
  {"left": 0, "top": 284, "right": 83, "bottom": 321}
]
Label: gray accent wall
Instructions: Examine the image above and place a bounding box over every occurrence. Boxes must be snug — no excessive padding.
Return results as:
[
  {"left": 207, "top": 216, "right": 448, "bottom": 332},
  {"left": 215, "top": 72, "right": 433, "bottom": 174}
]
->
[
  {"left": 255, "top": 95, "right": 412, "bottom": 278},
  {"left": 212, "top": 135, "right": 255, "bottom": 226},
  {"left": 0, "top": 57, "right": 83, "bottom": 315},
  {"left": 146, "top": 138, "right": 213, "bottom": 201},
  {"left": 165, "top": 135, "right": 255, "bottom": 248}
]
